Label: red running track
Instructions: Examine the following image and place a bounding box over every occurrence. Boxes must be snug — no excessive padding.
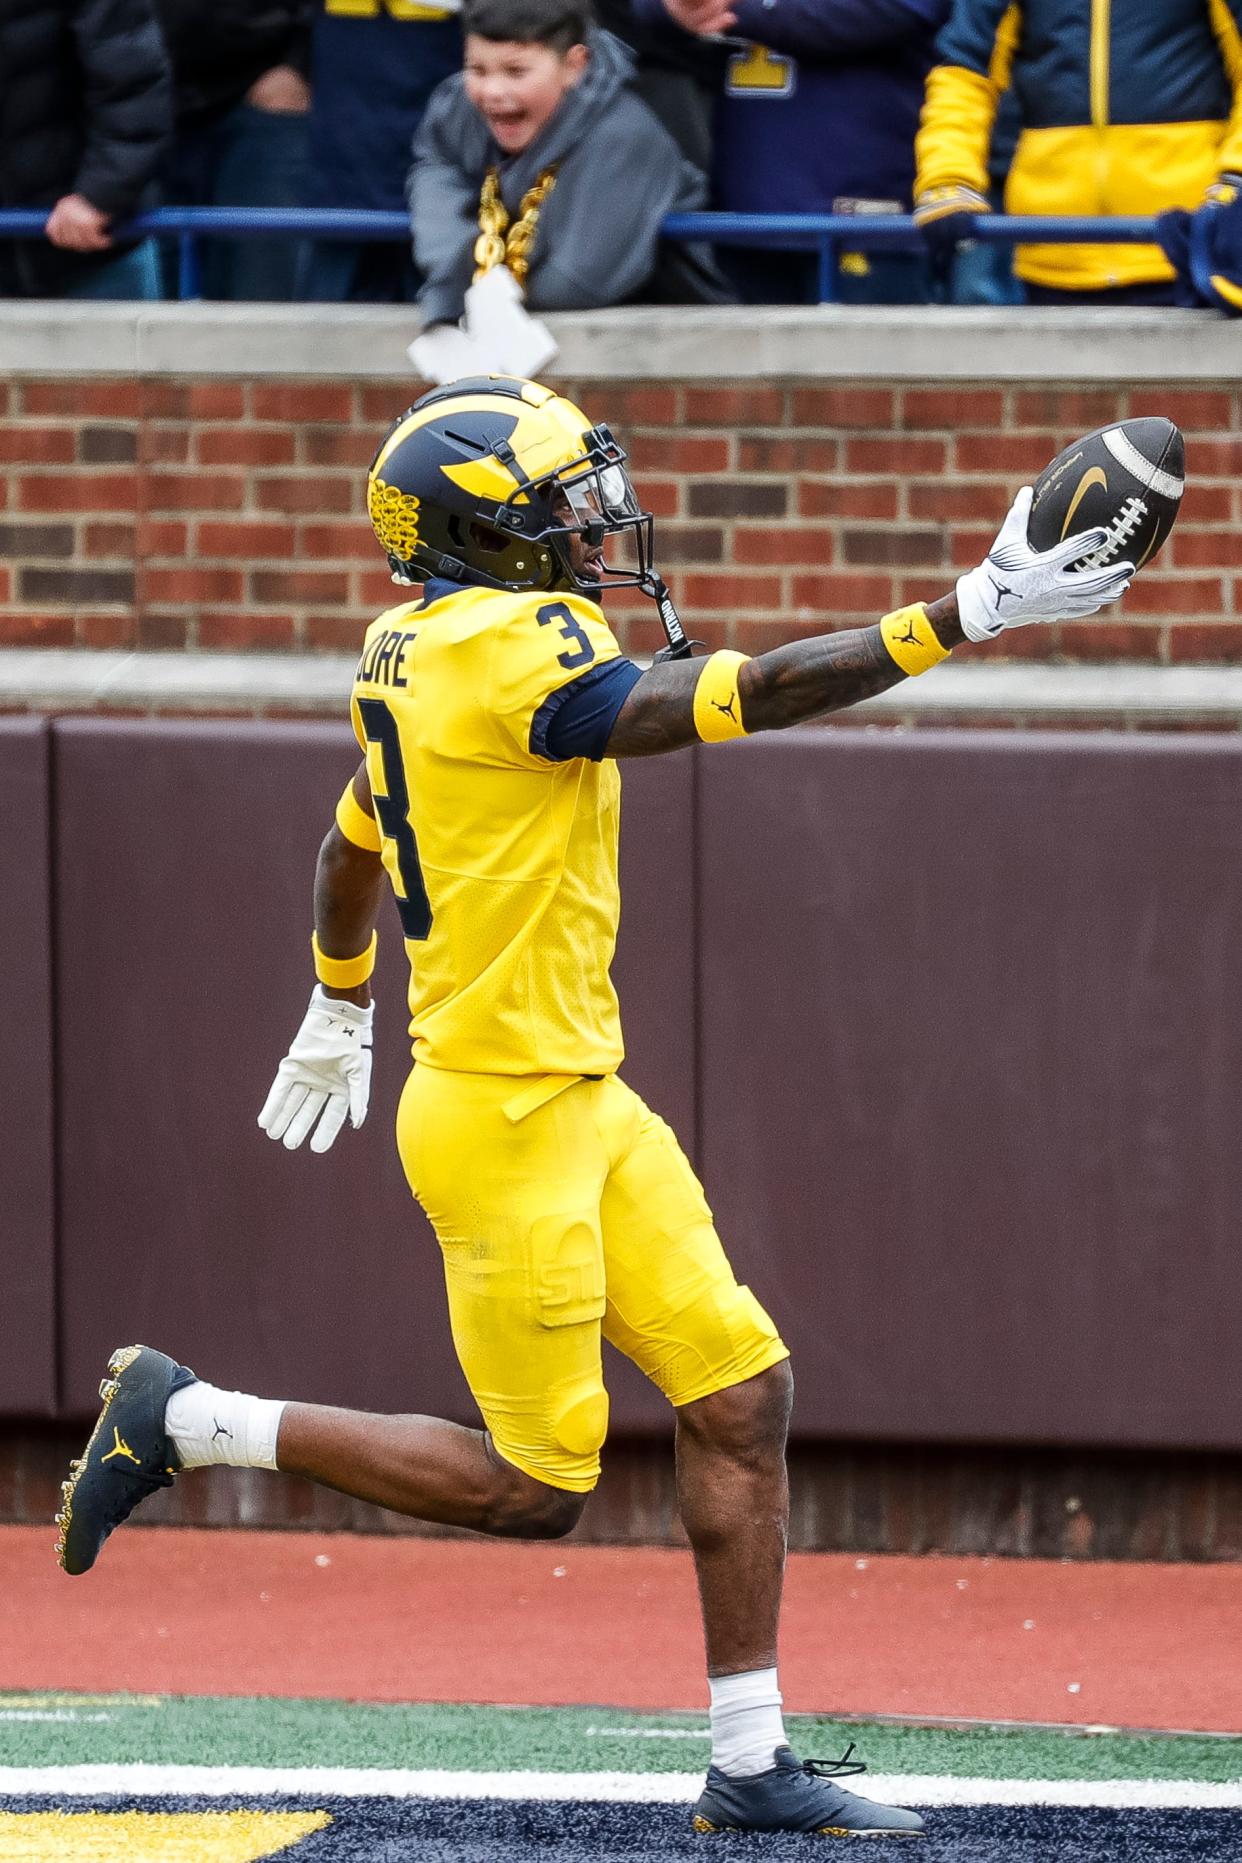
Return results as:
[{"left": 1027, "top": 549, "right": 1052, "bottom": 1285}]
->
[{"left": 3, "top": 1525, "right": 1241, "bottom": 1731}]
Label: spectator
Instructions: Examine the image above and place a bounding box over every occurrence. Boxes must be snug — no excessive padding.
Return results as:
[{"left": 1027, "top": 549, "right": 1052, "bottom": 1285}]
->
[
  {"left": 0, "top": 0, "right": 171, "bottom": 299},
  {"left": 155, "top": 0, "right": 314, "bottom": 301},
  {"left": 594, "top": 0, "right": 726, "bottom": 172},
  {"left": 636, "top": 0, "right": 949, "bottom": 305},
  {"left": 949, "top": 84, "right": 1025, "bottom": 306},
  {"left": 915, "top": 0, "right": 1242, "bottom": 305},
  {"left": 408, "top": 0, "right": 719, "bottom": 363},
  {"left": 1159, "top": 182, "right": 1242, "bottom": 312},
  {"left": 301, "top": 0, "right": 462, "bottom": 303}
]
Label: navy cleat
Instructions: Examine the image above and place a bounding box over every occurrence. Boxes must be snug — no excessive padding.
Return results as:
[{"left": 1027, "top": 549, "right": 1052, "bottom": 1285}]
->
[
  {"left": 694, "top": 1744, "right": 926, "bottom": 1840},
  {"left": 56, "top": 1344, "right": 197, "bottom": 1576}
]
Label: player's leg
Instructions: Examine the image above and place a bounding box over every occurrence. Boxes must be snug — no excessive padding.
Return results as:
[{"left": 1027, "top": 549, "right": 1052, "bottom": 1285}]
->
[
  {"left": 271, "top": 1403, "right": 584, "bottom": 1538},
  {"left": 283, "top": 1069, "right": 614, "bottom": 1525},
  {"left": 226, "top": 1066, "right": 611, "bottom": 1530},
  {"left": 596, "top": 1079, "right": 924, "bottom": 1838},
  {"left": 58, "top": 1342, "right": 585, "bottom": 1578},
  {"left": 673, "top": 1361, "right": 793, "bottom": 1677},
  {"left": 593, "top": 1081, "right": 791, "bottom": 1680},
  {"left": 58, "top": 1068, "right": 609, "bottom": 1575}
]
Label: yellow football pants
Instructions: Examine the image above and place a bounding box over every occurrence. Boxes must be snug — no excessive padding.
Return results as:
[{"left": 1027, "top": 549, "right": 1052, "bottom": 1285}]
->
[{"left": 396, "top": 1067, "right": 789, "bottom": 1493}]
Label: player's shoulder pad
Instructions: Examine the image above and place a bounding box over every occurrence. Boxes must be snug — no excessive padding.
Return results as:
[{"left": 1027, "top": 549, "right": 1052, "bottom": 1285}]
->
[
  {"left": 486, "top": 588, "right": 623, "bottom": 743},
  {"left": 551, "top": 589, "right": 609, "bottom": 629},
  {"left": 363, "top": 596, "right": 424, "bottom": 645},
  {"left": 494, "top": 587, "right": 611, "bottom": 633},
  {"left": 487, "top": 585, "right": 600, "bottom": 621},
  {"left": 484, "top": 587, "right": 616, "bottom": 658}
]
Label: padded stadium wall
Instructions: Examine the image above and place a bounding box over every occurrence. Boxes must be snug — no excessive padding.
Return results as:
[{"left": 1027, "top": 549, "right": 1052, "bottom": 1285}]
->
[{"left": 2, "top": 303, "right": 1241, "bottom": 1557}]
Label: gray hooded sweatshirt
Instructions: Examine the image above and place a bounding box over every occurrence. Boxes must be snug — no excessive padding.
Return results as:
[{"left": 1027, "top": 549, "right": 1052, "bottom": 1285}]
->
[{"left": 408, "top": 29, "right": 709, "bottom": 326}]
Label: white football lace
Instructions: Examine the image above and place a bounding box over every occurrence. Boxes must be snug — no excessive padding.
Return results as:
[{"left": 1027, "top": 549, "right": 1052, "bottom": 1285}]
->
[{"left": 1075, "top": 497, "right": 1146, "bottom": 570}]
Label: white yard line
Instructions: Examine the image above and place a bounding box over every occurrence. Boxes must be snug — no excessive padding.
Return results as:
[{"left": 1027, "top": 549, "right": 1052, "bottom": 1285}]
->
[
  {"left": 586, "top": 1726, "right": 708, "bottom": 1740},
  {"left": 0, "top": 1767, "right": 1240, "bottom": 1808},
  {"left": 0, "top": 1713, "right": 109, "bottom": 1725}
]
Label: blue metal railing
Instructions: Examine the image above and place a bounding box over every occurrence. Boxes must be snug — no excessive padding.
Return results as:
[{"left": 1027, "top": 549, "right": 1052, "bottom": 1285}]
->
[
  {"left": 0, "top": 207, "right": 1163, "bottom": 305},
  {"left": 664, "top": 212, "right": 1161, "bottom": 305}
]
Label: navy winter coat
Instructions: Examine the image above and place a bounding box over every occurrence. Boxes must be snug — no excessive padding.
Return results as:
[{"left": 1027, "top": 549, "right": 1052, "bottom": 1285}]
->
[
  {"left": 634, "top": 0, "right": 950, "bottom": 212},
  {"left": 0, "top": 0, "right": 171, "bottom": 294}
]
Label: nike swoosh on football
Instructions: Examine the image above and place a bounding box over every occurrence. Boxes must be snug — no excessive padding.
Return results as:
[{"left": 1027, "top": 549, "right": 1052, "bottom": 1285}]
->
[{"left": 1060, "top": 466, "right": 1108, "bottom": 540}]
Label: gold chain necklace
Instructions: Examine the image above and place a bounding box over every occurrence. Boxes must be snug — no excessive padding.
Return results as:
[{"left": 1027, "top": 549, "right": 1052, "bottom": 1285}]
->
[{"left": 473, "top": 164, "right": 559, "bottom": 291}]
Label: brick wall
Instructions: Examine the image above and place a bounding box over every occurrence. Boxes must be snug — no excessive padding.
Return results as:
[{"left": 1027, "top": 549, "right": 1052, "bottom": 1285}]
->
[{"left": 0, "top": 378, "right": 1237, "bottom": 663}]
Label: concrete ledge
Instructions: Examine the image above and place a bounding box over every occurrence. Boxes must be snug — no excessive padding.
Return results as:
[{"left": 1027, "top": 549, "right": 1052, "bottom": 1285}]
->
[
  {"left": 3, "top": 648, "right": 1240, "bottom": 724},
  {"left": 0, "top": 648, "right": 357, "bottom": 715},
  {"left": 0, "top": 301, "right": 1235, "bottom": 381},
  {"left": 860, "top": 662, "right": 1242, "bottom": 721}
]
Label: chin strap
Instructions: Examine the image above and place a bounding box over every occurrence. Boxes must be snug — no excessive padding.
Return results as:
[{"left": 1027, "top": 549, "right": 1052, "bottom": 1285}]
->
[{"left": 641, "top": 571, "right": 706, "bottom": 663}]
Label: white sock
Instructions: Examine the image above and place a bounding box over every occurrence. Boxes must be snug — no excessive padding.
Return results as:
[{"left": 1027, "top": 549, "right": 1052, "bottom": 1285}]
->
[
  {"left": 165, "top": 1381, "right": 287, "bottom": 1471},
  {"left": 709, "top": 1668, "right": 787, "bottom": 1777}
]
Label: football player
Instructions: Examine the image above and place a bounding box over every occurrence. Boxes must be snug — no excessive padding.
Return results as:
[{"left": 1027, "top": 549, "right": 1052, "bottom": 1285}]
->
[{"left": 57, "top": 377, "right": 1129, "bottom": 1839}]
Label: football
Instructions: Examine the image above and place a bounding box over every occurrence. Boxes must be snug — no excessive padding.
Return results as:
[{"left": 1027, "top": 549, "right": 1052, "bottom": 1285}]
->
[{"left": 1027, "top": 416, "right": 1185, "bottom": 573}]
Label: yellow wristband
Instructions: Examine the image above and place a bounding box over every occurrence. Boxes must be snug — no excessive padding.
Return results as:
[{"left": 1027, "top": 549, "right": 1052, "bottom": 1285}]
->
[
  {"left": 312, "top": 930, "right": 377, "bottom": 989},
  {"left": 336, "top": 780, "right": 382, "bottom": 852},
  {"left": 692, "top": 650, "right": 751, "bottom": 742},
  {"left": 879, "top": 604, "right": 951, "bottom": 677}
]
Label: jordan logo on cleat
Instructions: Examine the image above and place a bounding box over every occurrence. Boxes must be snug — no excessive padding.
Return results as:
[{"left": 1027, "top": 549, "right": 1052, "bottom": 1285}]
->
[{"left": 102, "top": 1427, "right": 140, "bottom": 1466}]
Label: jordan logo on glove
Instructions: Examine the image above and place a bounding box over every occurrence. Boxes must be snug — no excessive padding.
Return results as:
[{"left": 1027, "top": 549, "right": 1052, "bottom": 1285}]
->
[{"left": 956, "top": 486, "right": 1133, "bottom": 643}]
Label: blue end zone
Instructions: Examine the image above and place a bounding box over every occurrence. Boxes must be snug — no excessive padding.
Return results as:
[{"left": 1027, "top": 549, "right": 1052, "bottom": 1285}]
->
[{"left": 3, "top": 1797, "right": 1240, "bottom": 1859}]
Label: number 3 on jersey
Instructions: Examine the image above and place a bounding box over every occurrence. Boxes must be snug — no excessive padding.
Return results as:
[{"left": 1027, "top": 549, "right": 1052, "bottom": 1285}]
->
[
  {"left": 356, "top": 696, "right": 433, "bottom": 941},
  {"left": 538, "top": 600, "right": 596, "bottom": 670}
]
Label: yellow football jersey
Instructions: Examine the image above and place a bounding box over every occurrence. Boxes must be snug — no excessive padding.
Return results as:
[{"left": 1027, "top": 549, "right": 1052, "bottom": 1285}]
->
[{"left": 351, "top": 581, "right": 637, "bottom": 1077}]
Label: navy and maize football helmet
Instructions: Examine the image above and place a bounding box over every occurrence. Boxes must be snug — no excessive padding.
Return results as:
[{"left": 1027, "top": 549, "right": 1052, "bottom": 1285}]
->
[{"left": 366, "top": 375, "right": 655, "bottom": 597}]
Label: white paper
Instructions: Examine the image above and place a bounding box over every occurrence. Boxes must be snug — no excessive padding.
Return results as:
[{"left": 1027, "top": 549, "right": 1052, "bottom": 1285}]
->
[
  {"left": 407, "top": 321, "right": 492, "bottom": 385},
  {"left": 465, "top": 266, "right": 559, "bottom": 375},
  {"left": 410, "top": 266, "right": 560, "bottom": 383}
]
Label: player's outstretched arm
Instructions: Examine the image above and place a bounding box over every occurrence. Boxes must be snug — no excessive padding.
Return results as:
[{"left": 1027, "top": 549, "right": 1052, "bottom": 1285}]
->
[
  {"left": 606, "top": 487, "right": 1131, "bottom": 758},
  {"left": 258, "top": 763, "right": 386, "bottom": 1155},
  {"left": 604, "top": 605, "right": 949, "bottom": 757}
]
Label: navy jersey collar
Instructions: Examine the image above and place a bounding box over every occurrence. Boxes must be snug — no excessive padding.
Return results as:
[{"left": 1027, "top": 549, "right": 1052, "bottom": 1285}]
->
[{"left": 420, "top": 576, "right": 470, "bottom": 606}]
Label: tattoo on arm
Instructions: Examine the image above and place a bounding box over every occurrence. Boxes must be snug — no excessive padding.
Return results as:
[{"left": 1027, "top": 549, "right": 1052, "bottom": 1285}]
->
[
  {"left": 605, "top": 595, "right": 964, "bottom": 758},
  {"left": 603, "top": 657, "right": 702, "bottom": 757},
  {"left": 741, "top": 594, "right": 964, "bottom": 732},
  {"left": 740, "top": 624, "right": 898, "bottom": 730}
]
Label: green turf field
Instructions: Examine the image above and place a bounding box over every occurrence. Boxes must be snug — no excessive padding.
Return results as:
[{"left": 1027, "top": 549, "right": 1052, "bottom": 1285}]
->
[{"left": 3, "top": 1692, "right": 1240, "bottom": 1784}]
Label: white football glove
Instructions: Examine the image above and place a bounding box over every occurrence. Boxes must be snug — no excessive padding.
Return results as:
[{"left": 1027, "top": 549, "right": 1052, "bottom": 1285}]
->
[
  {"left": 956, "top": 485, "right": 1133, "bottom": 642},
  {"left": 257, "top": 986, "right": 373, "bottom": 1154}
]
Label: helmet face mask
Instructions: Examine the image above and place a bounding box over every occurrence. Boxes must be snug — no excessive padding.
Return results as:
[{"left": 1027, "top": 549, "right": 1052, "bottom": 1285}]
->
[
  {"left": 366, "top": 377, "right": 657, "bottom": 600},
  {"left": 495, "top": 427, "right": 654, "bottom": 598}
]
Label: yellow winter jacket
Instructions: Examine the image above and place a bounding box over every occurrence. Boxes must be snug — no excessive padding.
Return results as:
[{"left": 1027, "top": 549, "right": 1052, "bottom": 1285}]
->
[{"left": 916, "top": 0, "right": 1242, "bottom": 290}]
